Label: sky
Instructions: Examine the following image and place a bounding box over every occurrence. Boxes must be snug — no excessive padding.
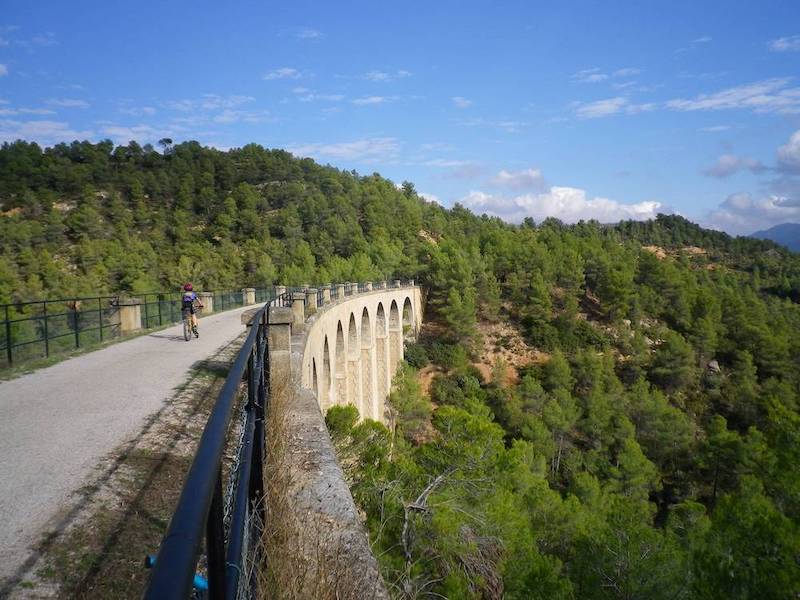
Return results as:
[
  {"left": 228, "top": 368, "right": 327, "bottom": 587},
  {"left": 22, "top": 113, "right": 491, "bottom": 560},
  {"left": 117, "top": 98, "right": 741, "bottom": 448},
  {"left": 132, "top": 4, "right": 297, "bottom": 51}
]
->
[{"left": 1, "top": 0, "right": 800, "bottom": 235}]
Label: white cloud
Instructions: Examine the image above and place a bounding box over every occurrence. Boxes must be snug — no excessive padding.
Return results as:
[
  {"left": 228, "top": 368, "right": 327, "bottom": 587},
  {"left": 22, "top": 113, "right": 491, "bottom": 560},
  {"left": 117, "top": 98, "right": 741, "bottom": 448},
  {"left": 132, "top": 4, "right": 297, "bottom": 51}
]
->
[
  {"left": 769, "top": 35, "right": 800, "bottom": 52},
  {"left": 295, "top": 90, "right": 345, "bottom": 102},
  {"left": 19, "top": 107, "right": 55, "bottom": 115},
  {"left": 572, "top": 68, "right": 608, "bottom": 83},
  {"left": 0, "top": 107, "right": 56, "bottom": 116},
  {"left": 212, "top": 109, "right": 272, "bottom": 124},
  {"left": 200, "top": 95, "right": 254, "bottom": 109},
  {"left": 490, "top": 168, "right": 547, "bottom": 191},
  {"left": 572, "top": 67, "right": 640, "bottom": 84},
  {"left": 363, "top": 70, "right": 412, "bottom": 82},
  {"left": 296, "top": 27, "right": 322, "bottom": 40},
  {"left": 777, "top": 129, "right": 800, "bottom": 173},
  {"left": 699, "top": 125, "right": 731, "bottom": 132},
  {"left": 705, "top": 192, "right": 800, "bottom": 234},
  {"left": 574, "top": 97, "right": 655, "bottom": 119},
  {"left": 613, "top": 67, "right": 641, "bottom": 77},
  {"left": 119, "top": 105, "right": 157, "bottom": 116},
  {"left": 264, "top": 67, "right": 302, "bottom": 80},
  {"left": 365, "top": 71, "right": 391, "bottom": 82},
  {"left": 458, "top": 167, "right": 663, "bottom": 223},
  {"left": 702, "top": 154, "right": 766, "bottom": 178},
  {"left": 352, "top": 95, "right": 395, "bottom": 105},
  {"left": 419, "top": 192, "right": 441, "bottom": 205},
  {"left": 0, "top": 119, "right": 94, "bottom": 145},
  {"left": 458, "top": 117, "right": 528, "bottom": 133},
  {"left": 100, "top": 124, "right": 163, "bottom": 143},
  {"left": 0, "top": 64, "right": 7, "bottom": 76},
  {"left": 459, "top": 186, "right": 662, "bottom": 224},
  {"left": 167, "top": 94, "right": 255, "bottom": 112},
  {"left": 287, "top": 137, "right": 400, "bottom": 162},
  {"left": 451, "top": 96, "right": 472, "bottom": 108},
  {"left": 46, "top": 98, "right": 90, "bottom": 108},
  {"left": 666, "top": 78, "right": 800, "bottom": 115},
  {"left": 693, "top": 36, "right": 712, "bottom": 44}
]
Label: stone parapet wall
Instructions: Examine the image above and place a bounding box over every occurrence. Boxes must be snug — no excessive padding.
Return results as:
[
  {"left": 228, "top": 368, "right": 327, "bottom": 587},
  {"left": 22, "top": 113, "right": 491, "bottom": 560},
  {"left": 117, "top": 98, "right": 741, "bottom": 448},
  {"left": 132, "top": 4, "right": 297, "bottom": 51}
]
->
[{"left": 263, "top": 283, "right": 422, "bottom": 599}]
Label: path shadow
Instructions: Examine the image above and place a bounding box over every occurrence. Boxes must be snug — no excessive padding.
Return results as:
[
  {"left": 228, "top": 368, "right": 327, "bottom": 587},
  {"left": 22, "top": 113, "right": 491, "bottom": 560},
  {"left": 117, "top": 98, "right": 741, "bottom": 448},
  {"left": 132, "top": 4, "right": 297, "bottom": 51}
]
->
[
  {"left": 147, "top": 332, "right": 189, "bottom": 342},
  {"left": 191, "top": 358, "right": 232, "bottom": 378}
]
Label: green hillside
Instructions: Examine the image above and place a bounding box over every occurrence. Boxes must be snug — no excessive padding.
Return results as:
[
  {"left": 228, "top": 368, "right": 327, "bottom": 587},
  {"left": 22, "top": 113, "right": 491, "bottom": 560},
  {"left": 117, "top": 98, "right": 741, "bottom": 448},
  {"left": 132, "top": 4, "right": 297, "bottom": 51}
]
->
[{"left": 3, "top": 140, "right": 800, "bottom": 598}]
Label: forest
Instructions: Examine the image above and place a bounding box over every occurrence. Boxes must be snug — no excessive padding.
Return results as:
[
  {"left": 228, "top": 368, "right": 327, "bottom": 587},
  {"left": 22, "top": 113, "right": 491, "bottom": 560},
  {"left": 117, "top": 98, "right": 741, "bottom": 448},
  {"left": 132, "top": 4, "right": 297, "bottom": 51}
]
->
[{"left": 2, "top": 140, "right": 799, "bottom": 598}]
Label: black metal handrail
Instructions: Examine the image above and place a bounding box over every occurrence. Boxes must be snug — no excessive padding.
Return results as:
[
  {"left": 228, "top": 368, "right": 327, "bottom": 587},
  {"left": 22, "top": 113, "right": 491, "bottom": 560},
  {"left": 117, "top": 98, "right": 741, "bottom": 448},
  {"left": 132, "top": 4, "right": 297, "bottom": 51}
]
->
[
  {"left": 144, "top": 279, "right": 416, "bottom": 598},
  {"left": 145, "top": 305, "right": 268, "bottom": 599}
]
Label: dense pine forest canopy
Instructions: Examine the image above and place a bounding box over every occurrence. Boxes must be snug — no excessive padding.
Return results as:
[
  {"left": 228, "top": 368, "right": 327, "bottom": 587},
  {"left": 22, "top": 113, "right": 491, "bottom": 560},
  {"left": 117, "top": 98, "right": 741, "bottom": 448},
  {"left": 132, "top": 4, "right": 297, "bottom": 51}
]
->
[{"left": 3, "top": 140, "right": 800, "bottom": 598}]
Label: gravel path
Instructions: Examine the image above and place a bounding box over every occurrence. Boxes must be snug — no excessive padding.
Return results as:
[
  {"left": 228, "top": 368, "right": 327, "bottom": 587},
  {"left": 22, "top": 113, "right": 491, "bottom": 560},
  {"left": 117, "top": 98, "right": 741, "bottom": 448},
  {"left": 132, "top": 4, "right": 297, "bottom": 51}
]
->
[{"left": 0, "top": 306, "right": 254, "bottom": 587}]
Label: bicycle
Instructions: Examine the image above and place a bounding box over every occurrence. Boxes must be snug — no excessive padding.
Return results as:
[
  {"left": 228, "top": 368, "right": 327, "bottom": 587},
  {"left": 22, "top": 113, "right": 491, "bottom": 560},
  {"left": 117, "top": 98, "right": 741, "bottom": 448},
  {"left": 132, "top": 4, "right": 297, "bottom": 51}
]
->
[{"left": 182, "top": 308, "right": 193, "bottom": 341}]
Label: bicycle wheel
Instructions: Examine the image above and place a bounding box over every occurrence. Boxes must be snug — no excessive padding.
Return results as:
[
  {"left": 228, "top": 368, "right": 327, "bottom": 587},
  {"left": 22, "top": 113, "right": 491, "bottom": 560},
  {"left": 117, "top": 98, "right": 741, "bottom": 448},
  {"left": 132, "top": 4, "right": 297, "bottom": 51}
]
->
[{"left": 183, "top": 316, "right": 191, "bottom": 341}]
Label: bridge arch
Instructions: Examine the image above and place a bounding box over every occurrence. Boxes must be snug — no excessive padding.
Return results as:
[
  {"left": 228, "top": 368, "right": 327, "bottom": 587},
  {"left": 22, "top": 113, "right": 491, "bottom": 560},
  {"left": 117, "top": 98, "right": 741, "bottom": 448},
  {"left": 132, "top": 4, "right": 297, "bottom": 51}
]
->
[{"left": 297, "top": 284, "right": 423, "bottom": 424}]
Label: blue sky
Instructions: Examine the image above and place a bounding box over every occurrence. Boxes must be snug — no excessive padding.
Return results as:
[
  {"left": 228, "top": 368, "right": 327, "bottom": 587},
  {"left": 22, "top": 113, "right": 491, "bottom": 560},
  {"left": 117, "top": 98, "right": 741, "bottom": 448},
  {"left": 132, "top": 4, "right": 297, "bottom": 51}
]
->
[{"left": 1, "top": 1, "right": 800, "bottom": 234}]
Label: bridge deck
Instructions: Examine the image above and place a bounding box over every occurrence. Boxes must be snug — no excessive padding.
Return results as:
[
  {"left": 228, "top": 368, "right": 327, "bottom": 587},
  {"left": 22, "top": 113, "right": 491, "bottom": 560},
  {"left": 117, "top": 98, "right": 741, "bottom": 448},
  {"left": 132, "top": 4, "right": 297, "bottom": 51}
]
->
[{"left": 0, "top": 305, "right": 253, "bottom": 589}]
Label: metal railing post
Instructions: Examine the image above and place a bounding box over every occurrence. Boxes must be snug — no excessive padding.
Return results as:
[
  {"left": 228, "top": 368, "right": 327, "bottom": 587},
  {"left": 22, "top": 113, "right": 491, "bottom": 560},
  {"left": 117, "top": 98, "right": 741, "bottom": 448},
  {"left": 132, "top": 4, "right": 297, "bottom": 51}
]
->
[
  {"left": 143, "top": 296, "right": 149, "bottom": 329},
  {"left": 97, "top": 298, "right": 103, "bottom": 342},
  {"left": 4, "top": 305, "right": 11, "bottom": 365},
  {"left": 74, "top": 306, "right": 80, "bottom": 349},
  {"left": 206, "top": 469, "right": 226, "bottom": 599},
  {"left": 43, "top": 302, "right": 50, "bottom": 357}
]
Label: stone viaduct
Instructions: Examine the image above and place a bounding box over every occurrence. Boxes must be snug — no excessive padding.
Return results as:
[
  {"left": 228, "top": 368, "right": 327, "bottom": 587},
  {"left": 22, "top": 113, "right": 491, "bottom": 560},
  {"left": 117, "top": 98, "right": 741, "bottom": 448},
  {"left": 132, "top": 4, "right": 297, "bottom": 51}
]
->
[{"left": 261, "top": 280, "right": 423, "bottom": 599}]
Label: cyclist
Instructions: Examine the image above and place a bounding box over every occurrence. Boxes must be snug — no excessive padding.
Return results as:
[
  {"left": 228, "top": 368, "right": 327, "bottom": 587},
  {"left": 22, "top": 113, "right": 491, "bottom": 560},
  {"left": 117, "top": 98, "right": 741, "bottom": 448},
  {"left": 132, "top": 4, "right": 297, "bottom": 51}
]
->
[{"left": 181, "top": 283, "right": 203, "bottom": 337}]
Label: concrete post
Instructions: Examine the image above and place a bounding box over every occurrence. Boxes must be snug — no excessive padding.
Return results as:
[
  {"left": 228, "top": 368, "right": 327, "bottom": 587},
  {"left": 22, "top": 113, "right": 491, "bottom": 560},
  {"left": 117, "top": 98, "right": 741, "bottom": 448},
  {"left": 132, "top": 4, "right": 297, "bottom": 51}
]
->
[
  {"left": 118, "top": 298, "right": 142, "bottom": 334},
  {"left": 198, "top": 292, "right": 214, "bottom": 314},
  {"left": 394, "top": 279, "right": 401, "bottom": 288},
  {"left": 320, "top": 285, "right": 331, "bottom": 305},
  {"left": 242, "top": 287, "right": 256, "bottom": 305},
  {"left": 275, "top": 285, "right": 286, "bottom": 296},
  {"left": 381, "top": 280, "right": 387, "bottom": 289},
  {"left": 365, "top": 281, "right": 373, "bottom": 292},
  {"left": 305, "top": 288, "right": 318, "bottom": 317},
  {"left": 267, "top": 306, "right": 293, "bottom": 398},
  {"left": 409, "top": 279, "right": 414, "bottom": 287},
  {"left": 291, "top": 292, "right": 306, "bottom": 331},
  {"left": 336, "top": 284, "right": 345, "bottom": 299}
]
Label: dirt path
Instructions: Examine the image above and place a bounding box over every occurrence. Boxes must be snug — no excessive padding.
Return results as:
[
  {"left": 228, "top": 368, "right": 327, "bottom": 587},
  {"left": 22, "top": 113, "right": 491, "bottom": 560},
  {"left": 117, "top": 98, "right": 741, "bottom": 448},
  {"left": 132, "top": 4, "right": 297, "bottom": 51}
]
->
[{"left": 0, "top": 306, "right": 253, "bottom": 594}]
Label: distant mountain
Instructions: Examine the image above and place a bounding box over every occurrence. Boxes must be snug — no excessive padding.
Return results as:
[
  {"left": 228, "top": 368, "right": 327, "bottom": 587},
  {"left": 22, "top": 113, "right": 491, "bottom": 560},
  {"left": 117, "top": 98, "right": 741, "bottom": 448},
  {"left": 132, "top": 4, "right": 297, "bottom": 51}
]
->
[{"left": 751, "top": 223, "right": 800, "bottom": 252}]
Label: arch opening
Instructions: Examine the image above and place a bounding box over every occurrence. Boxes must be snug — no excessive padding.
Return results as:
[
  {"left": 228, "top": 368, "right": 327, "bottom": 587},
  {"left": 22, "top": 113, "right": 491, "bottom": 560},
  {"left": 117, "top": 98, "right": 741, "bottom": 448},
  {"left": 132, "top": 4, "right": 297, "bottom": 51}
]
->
[
  {"left": 375, "top": 303, "right": 388, "bottom": 419},
  {"left": 346, "top": 313, "right": 360, "bottom": 411},
  {"left": 388, "top": 300, "right": 402, "bottom": 381},
  {"left": 312, "top": 358, "right": 319, "bottom": 399},
  {"left": 402, "top": 297, "right": 415, "bottom": 340},
  {"left": 321, "top": 337, "right": 331, "bottom": 410},
  {"left": 335, "top": 321, "right": 347, "bottom": 406},
  {"left": 360, "top": 307, "right": 374, "bottom": 419}
]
